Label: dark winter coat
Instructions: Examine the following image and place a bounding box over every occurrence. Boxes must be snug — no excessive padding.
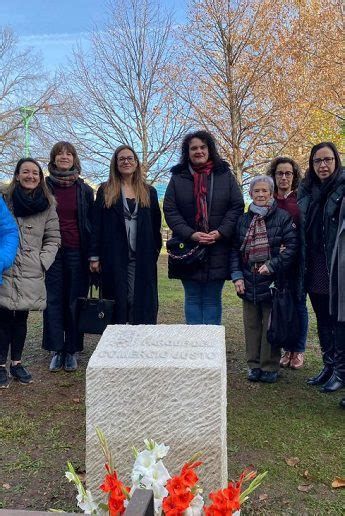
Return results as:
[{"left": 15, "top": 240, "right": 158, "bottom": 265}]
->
[
  {"left": 163, "top": 160, "right": 244, "bottom": 281},
  {"left": 297, "top": 169, "right": 345, "bottom": 298},
  {"left": 46, "top": 177, "right": 94, "bottom": 269},
  {"left": 229, "top": 201, "right": 298, "bottom": 304},
  {"left": 89, "top": 185, "right": 162, "bottom": 324}
]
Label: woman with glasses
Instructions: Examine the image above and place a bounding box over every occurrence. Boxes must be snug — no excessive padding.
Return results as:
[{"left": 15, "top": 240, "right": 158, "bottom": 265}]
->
[
  {"left": 89, "top": 145, "right": 162, "bottom": 324},
  {"left": 266, "top": 157, "right": 308, "bottom": 370},
  {"left": 299, "top": 142, "right": 345, "bottom": 393}
]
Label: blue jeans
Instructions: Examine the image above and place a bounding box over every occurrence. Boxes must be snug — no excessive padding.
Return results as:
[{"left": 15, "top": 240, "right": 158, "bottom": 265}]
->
[
  {"left": 285, "top": 293, "right": 309, "bottom": 353},
  {"left": 181, "top": 280, "right": 225, "bottom": 325}
]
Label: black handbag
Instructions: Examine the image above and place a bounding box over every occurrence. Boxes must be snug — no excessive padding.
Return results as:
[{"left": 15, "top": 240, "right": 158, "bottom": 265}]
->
[
  {"left": 77, "top": 278, "right": 115, "bottom": 335},
  {"left": 267, "top": 279, "right": 299, "bottom": 348},
  {"left": 166, "top": 172, "right": 214, "bottom": 267},
  {"left": 166, "top": 238, "right": 206, "bottom": 265}
]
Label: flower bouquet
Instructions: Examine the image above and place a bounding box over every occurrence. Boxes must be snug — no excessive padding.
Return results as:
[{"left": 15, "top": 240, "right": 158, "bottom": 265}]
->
[{"left": 62, "top": 429, "right": 267, "bottom": 515}]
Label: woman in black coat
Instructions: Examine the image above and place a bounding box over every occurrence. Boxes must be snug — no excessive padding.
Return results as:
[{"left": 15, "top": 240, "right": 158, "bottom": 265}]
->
[
  {"left": 163, "top": 130, "right": 244, "bottom": 325},
  {"left": 230, "top": 176, "right": 298, "bottom": 383},
  {"left": 89, "top": 145, "right": 162, "bottom": 324},
  {"left": 298, "top": 141, "right": 345, "bottom": 393},
  {"left": 43, "top": 142, "right": 94, "bottom": 373}
]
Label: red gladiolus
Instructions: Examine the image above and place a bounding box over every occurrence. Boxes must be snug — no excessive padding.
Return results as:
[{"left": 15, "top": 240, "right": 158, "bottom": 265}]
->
[
  {"left": 204, "top": 482, "right": 241, "bottom": 515},
  {"left": 181, "top": 461, "right": 203, "bottom": 488},
  {"left": 163, "top": 461, "right": 203, "bottom": 515},
  {"left": 99, "top": 464, "right": 130, "bottom": 516}
]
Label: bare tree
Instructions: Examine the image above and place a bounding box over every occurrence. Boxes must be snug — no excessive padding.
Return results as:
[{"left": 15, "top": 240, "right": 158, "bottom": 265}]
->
[
  {"left": 173, "top": 0, "right": 343, "bottom": 185},
  {"left": 60, "top": 0, "right": 188, "bottom": 182},
  {"left": 0, "top": 28, "right": 63, "bottom": 177}
]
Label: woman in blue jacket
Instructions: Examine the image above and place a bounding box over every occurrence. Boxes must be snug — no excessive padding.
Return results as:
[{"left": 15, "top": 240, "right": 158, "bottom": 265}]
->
[{"left": 0, "top": 196, "right": 18, "bottom": 284}]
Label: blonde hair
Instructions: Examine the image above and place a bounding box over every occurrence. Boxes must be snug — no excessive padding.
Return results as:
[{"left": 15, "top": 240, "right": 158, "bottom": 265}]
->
[{"left": 103, "top": 145, "right": 150, "bottom": 208}]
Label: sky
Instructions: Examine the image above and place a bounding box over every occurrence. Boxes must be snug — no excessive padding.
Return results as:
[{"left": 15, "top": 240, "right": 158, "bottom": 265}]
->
[{"left": 1, "top": 0, "right": 187, "bottom": 73}]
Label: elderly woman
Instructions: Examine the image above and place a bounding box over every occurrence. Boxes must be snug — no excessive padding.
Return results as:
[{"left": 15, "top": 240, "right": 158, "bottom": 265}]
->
[
  {"left": 230, "top": 176, "right": 297, "bottom": 383},
  {"left": 163, "top": 130, "right": 244, "bottom": 324},
  {"left": 299, "top": 142, "right": 345, "bottom": 393},
  {"left": 89, "top": 145, "right": 162, "bottom": 324},
  {"left": 43, "top": 142, "right": 94, "bottom": 372},
  {"left": 0, "top": 158, "right": 60, "bottom": 387},
  {"left": 266, "top": 157, "right": 308, "bottom": 370}
]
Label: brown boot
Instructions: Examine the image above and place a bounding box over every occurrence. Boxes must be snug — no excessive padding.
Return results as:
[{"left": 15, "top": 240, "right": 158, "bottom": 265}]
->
[
  {"left": 280, "top": 351, "right": 291, "bottom": 368},
  {"left": 290, "top": 352, "right": 304, "bottom": 369}
]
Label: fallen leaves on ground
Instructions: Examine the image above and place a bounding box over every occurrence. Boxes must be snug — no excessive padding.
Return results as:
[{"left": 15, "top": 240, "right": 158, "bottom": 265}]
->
[
  {"left": 2, "top": 483, "right": 11, "bottom": 490},
  {"left": 72, "top": 397, "right": 80, "bottom": 403},
  {"left": 285, "top": 457, "right": 300, "bottom": 467},
  {"left": 331, "top": 477, "right": 345, "bottom": 489},
  {"left": 259, "top": 493, "right": 268, "bottom": 501}
]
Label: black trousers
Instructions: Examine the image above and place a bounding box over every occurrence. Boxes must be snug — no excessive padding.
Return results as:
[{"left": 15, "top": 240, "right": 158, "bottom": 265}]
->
[
  {"left": 42, "top": 248, "right": 89, "bottom": 354},
  {"left": 309, "top": 292, "right": 345, "bottom": 380},
  {"left": 0, "top": 308, "right": 29, "bottom": 364}
]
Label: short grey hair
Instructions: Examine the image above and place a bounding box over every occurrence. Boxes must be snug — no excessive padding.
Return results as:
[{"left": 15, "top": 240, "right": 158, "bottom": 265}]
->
[{"left": 249, "top": 175, "right": 274, "bottom": 194}]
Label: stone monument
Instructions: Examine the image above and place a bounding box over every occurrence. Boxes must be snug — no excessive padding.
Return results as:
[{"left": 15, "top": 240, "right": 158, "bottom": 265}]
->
[{"left": 86, "top": 324, "right": 227, "bottom": 499}]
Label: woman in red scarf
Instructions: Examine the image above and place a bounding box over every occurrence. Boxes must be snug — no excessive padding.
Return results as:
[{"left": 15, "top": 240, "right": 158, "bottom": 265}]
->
[{"left": 164, "top": 130, "right": 244, "bottom": 324}]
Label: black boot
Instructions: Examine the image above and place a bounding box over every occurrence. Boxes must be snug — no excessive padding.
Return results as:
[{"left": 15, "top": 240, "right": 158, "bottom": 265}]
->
[
  {"left": 307, "top": 325, "right": 334, "bottom": 385},
  {"left": 320, "top": 373, "right": 345, "bottom": 393},
  {"left": 333, "top": 322, "right": 345, "bottom": 383},
  {"left": 306, "top": 365, "right": 333, "bottom": 385}
]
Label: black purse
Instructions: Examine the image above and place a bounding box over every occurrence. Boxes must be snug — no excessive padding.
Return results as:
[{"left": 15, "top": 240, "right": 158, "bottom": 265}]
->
[
  {"left": 166, "top": 172, "right": 214, "bottom": 267},
  {"left": 77, "top": 277, "right": 115, "bottom": 335},
  {"left": 267, "top": 276, "right": 299, "bottom": 348},
  {"left": 166, "top": 238, "right": 206, "bottom": 265}
]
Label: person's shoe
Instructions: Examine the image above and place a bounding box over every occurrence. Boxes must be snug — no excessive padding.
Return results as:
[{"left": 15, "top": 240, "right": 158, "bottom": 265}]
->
[
  {"left": 9, "top": 364, "right": 33, "bottom": 384},
  {"left": 290, "top": 352, "right": 304, "bottom": 370},
  {"left": 340, "top": 398, "right": 345, "bottom": 409},
  {"left": 319, "top": 373, "right": 345, "bottom": 393},
  {"left": 49, "top": 352, "right": 64, "bottom": 372},
  {"left": 280, "top": 351, "right": 292, "bottom": 368},
  {"left": 306, "top": 366, "right": 333, "bottom": 386},
  {"left": 260, "top": 371, "right": 278, "bottom": 383},
  {"left": 247, "top": 368, "right": 261, "bottom": 382},
  {"left": 0, "top": 366, "right": 9, "bottom": 388},
  {"left": 64, "top": 353, "right": 78, "bottom": 372}
]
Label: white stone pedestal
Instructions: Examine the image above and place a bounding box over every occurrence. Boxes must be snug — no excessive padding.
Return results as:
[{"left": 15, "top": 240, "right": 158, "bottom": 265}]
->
[{"left": 86, "top": 324, "right": 227, "bottom": 499}]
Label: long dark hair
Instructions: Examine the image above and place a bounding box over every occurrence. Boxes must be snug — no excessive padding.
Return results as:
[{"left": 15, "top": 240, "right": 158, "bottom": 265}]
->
[
  {"left": 5, "top": 158, "right": 55, "bottom": 205},
  {"left": 179, "top": 130, "right": 222, "bottom": 167},
  {"left": 103, "top": 145, "right": 149, "bottom": 208},
  {"left": 48, "top": 141, "right": 81, "bottom": 174},
  {"left": 266, "top": 156, "right": 302, "bottom": 193},
  {"left": 304, "top": 142, "right": 342, "bottom": 187}
]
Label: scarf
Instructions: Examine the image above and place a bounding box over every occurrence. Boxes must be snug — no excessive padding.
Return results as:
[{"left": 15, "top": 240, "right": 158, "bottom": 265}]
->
[
  {"left": 305, "top": 170, "right": 340, "bottom": 249},
  {"left": 121, "top": 188, "right": 138, "bottom": 254},
  {"left": 190, "top": 160, "right": 213, "bottom": 231},
  {"left": 240, "top": 202, "right": 272, "bottom": 264},
  {"left": 12, "top": 185, "right": 49, "bottom": 217},
  {"left": 48, "top": 164, "right": 79, "bottom": 188}
]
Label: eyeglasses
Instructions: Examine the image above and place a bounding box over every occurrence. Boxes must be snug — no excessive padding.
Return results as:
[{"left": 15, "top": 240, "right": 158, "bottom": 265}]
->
[
  {"left": 118, "top": 156, "right": 136, "bottom": 164},
  {"left": 312, "top": 157, "right": 335, "bottom": 166},
  {"left": 276, "top": 171, "right": 293, "bottom": 177}
]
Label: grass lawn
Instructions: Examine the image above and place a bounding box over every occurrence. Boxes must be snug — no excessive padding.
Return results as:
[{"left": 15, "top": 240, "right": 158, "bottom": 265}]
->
[{"left": 0, "top": 254, "right": 344, "bottom": 514}]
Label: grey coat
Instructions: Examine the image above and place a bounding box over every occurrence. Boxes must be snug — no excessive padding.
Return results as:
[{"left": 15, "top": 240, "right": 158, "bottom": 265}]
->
[
  {"left": 0, "top": 204, "right": 60, "bottom": 310},
  {"left": 330, "top": 197, "right": 345, "bottom": 321}
]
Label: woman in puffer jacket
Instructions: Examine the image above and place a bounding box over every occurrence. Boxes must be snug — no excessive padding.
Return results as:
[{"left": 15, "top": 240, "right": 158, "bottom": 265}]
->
[
  {"left": 230, "top": 175, "right": 298, "bottom": 383},
  {"left": 0, "top": 196, "right": 18, "bottom": 283},
  {"left": 0, "top": 158, "right": 60, "bottom": 388}
]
